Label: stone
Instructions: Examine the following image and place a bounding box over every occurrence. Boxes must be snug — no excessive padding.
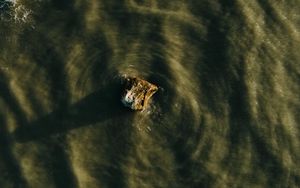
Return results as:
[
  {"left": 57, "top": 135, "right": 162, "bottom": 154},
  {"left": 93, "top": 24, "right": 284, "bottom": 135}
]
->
[{"left": 121, "top": 77, "right": 158, "bottom": 110}]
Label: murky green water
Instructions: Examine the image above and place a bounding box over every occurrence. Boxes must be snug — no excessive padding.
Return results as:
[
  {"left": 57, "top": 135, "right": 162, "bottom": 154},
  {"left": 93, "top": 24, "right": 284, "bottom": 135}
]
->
[{"left": 1, "top": 0, "right": 300, "bottom": 187}]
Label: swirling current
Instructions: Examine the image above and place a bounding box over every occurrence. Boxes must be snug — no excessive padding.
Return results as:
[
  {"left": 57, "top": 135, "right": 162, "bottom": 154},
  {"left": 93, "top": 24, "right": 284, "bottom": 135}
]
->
[{"left": 0, "top": 0, "right": 300, "bottom": 187}]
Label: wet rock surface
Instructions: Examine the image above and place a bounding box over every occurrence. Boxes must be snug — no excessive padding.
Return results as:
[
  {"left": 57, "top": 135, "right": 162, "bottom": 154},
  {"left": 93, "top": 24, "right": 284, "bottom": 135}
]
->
[{"left": 121, "top": 77, "right": 158, "bottom": 110}]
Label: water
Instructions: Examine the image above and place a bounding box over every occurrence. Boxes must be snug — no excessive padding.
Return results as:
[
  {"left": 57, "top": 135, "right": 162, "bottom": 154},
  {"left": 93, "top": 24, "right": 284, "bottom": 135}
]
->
[{"left": 0, "top": 0, "right": 300, "bottom": 187}]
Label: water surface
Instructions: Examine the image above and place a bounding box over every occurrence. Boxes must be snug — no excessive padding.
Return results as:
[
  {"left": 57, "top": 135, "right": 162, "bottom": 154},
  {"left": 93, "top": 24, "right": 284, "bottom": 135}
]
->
[{"left": 0, "top": 0, "right": 300, "bottom": 187}]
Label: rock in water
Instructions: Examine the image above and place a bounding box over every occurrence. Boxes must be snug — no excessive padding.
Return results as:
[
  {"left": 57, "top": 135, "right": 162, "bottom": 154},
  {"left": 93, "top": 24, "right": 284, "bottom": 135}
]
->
[{"left": 121, "top": 77, "right": 158, "bottom": 110}]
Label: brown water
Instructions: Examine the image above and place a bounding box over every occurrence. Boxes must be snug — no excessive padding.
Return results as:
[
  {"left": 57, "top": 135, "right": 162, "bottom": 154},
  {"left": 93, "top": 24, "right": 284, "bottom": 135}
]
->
[{"left": 1, "top": 0, "right": 300, "bottom": 187}]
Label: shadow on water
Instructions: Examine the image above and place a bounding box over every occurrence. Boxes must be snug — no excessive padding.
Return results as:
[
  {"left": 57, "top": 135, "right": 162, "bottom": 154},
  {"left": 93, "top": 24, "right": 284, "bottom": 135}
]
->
[
  {"left": 13, "top": 2, "right": 84, "bottom": 186},
  {"left": 7, "top": 76, "right": 133, "bottom": 188},
  {"left": 12, "top": 1, "right": 130, "bottom": 186},
  {"left": 3, "top": 39, "right": 134, "bottom": 188},
  {"left": 12, "top": 77, "right": 132, "bottom": 187},
  {"left": 13, "top": 78, "right": 129, "bottom": 142}
]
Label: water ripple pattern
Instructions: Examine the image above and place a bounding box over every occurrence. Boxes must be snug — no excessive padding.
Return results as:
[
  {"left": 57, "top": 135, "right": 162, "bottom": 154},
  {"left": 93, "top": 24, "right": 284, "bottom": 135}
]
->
[{"left": 0, "top": 0, "right": 300, "bottom": 187}]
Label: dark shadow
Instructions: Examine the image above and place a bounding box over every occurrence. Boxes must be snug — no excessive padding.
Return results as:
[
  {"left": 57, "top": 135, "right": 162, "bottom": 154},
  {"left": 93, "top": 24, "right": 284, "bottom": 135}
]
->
[
  {"left": 11, "top": 76, "right": 132, "bottom": 188},
  {"left": 13, "top": 78, "right": 131, "bottom": 142},
  {"left": 12, "top": 2, "right": 122, "bottom": 186},
  {"left": 15, "top": 15, "right": 84, "bottom": 187}
]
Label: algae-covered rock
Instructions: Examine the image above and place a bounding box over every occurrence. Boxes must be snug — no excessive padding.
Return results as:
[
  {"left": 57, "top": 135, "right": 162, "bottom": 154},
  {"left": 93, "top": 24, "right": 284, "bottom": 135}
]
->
[{"left": 121, "top": 77, "right": 158, "bottom": 110}]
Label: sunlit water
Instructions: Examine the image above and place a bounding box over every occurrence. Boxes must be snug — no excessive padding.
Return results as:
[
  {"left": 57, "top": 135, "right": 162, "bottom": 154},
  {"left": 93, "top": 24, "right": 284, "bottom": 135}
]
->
[{"left": 1, "top": 0, "right": 300, "bottom": 187}]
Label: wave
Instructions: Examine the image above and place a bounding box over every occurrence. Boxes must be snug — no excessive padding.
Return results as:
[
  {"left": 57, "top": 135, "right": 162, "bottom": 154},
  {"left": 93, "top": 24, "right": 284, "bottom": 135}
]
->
[{"left": 0, "top": 0, "right": 299, "bottom": 187}]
